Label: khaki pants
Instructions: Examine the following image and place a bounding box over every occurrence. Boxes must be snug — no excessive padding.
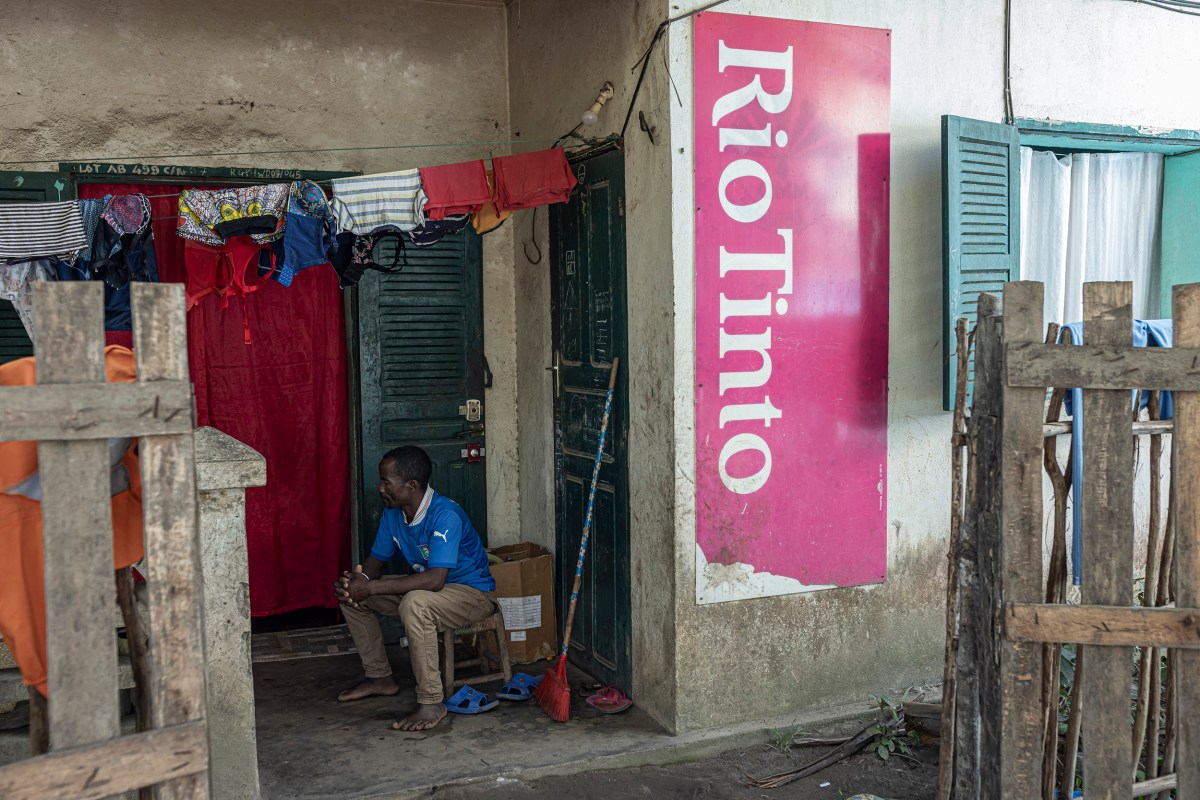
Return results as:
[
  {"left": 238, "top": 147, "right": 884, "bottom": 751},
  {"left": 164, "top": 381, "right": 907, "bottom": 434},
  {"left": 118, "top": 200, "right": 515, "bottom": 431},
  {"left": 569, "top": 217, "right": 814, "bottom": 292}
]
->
[{"left": 341, "top": 583, "right": 496, "bottom": 704}]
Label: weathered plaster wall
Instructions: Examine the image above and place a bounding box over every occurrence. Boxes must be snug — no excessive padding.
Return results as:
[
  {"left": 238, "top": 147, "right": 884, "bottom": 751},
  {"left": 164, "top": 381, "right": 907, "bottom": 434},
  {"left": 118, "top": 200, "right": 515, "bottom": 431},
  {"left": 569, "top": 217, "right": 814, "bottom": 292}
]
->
[
  {"left": 668, "top": 0, "right": 1200, "bottom": 730},
  {"left": 0, "top": 0, "right": 523, "bottom": 544},
  {"left": 506, "top": 0, "right": 680, "bottom": 729}
]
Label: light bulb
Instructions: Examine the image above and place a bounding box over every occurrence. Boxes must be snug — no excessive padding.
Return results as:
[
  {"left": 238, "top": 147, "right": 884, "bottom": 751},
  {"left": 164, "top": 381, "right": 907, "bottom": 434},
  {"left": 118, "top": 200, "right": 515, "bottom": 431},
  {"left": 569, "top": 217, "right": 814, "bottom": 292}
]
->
[{"left": 579, "top": 83, "right": 614, "bottom": 128}]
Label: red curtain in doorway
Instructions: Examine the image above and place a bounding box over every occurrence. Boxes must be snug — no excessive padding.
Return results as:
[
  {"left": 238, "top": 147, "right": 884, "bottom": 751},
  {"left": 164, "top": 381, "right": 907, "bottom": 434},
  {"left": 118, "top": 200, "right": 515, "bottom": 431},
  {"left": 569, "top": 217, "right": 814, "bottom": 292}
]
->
[{"left": 79, "top": 183, "right": 350, "bottom": 615}]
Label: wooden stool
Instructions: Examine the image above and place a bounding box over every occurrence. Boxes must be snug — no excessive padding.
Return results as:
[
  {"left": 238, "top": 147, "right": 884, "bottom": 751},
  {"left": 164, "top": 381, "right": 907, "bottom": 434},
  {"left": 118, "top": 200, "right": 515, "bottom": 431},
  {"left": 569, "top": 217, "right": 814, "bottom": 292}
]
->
[{"left": 439, "top": 607, "right": 512, "bottom": 699}]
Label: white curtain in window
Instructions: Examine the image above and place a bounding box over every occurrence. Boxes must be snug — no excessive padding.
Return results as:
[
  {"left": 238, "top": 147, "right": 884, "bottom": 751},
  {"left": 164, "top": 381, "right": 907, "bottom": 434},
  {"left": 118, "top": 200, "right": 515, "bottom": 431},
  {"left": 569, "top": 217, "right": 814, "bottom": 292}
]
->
[{"left": 1019, "top": 148, "right": 1164, "bottom": 324}]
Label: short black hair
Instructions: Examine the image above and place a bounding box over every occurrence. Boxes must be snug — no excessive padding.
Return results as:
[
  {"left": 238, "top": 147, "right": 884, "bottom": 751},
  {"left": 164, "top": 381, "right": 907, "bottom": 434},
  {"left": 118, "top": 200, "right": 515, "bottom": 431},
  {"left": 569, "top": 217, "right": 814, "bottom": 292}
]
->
[{"left": 381, "top": 446, "right": 432, "bottom": 489}]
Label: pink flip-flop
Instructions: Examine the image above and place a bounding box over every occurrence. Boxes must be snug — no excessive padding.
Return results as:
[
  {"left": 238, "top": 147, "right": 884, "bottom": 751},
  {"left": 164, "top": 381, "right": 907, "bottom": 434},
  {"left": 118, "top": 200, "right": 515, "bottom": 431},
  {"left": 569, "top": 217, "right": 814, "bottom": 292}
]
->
[{"left": 585, "top": 686, "right": 633, "bottom": 714}]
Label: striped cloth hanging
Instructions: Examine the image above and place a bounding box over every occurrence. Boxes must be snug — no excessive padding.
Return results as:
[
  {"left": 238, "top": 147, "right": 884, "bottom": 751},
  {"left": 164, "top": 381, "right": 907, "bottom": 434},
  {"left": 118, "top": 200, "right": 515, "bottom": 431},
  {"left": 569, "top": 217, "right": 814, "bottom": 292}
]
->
[
  {"left": 331, "top": 169, "right": 421, "bottom": 234},
  {"left": 0, "top": 201, "right": 88, "bottom": 260}
]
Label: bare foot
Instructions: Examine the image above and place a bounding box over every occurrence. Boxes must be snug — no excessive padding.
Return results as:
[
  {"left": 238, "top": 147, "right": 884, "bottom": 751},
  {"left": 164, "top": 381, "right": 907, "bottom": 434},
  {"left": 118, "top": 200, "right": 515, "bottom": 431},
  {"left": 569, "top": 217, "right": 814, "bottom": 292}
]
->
[
  {"left": 391, "top": 702, "right": 447, "bottom": 731},
  {"left": 337, "top": 676, "right": 400, "bottom": 702}
]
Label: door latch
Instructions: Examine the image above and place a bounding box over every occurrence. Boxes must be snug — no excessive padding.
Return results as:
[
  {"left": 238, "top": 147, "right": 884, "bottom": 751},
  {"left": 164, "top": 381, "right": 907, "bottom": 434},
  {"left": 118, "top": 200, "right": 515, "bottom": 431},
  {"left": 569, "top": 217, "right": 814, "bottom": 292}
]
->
[
  {"left": 458, "top": 399, "right": 482, "bottom": 422},
  {"left": 461, "top": 442, "right": 484, "bottom": 463}
]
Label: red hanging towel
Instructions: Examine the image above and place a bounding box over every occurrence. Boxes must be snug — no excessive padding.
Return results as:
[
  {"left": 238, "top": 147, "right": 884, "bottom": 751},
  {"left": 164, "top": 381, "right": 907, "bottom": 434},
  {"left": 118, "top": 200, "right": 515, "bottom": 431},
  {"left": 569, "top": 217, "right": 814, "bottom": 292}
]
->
[
  {"left": 491, "top": 148, "right": 577, "bottom": 213},
  {"left": 419, "top": 159, "right": 491, "bottom": 220}
]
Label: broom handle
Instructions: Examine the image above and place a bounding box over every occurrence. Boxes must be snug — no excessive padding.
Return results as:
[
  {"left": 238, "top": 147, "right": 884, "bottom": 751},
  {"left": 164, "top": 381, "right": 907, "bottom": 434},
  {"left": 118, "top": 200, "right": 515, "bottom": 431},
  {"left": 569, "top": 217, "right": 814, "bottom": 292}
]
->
[{"left": 558, "top": 357, "right": 619, "bottom": 658}]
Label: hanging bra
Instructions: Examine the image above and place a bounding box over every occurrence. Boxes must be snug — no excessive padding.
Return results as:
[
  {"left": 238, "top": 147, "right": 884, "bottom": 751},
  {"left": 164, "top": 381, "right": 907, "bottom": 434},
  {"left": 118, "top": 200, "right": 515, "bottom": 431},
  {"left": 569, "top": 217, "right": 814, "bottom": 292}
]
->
[
  {"left": 183, "top": 237, "right": 275, "bottom": 343},
  {"left": 331, "top": 230, "right": 407, "bottom": 288}
]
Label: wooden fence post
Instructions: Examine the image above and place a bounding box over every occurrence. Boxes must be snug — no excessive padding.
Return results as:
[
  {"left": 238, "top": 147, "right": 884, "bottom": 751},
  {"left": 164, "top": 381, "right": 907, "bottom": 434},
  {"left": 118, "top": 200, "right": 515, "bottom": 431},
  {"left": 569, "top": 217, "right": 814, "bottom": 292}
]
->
[
  {"left": 998, "top": 281, "right": 1046, "bottom": 799},
  {"left": 1079, "top": 282, "right": 1135, "bottom": 800},
  {"left": 31, "top": 283, "right": 122, "bottom": 764},
  {"left": 953, "top": 294, "right": 1000, "bottom": 799},
  {"left": 1172, "top": 282, "right": 1200, "bottom": 795},
  {"left": 132, "top": 283, "right": 209, "bottom": 800}
]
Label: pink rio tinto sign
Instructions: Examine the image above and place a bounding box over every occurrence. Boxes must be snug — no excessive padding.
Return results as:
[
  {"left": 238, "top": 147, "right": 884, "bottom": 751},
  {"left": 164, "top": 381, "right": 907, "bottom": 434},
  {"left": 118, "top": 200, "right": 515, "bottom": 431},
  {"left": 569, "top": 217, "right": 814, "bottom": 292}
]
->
[{"left": 693, "top": 12, "right": 890, "bottom": 603}]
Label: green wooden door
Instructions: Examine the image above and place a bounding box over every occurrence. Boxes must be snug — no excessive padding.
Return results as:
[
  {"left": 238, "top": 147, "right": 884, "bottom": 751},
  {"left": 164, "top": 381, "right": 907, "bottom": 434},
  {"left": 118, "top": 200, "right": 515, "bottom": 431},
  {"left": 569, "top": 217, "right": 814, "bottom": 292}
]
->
[
  {"left": 550, "top": 146, "right": 631, "bottom": 691},
  {"left": 355, "top": 230, "right": 489, "bottom": 570},
  {"left": 0, "top": 171, "right": 76, "bottom": 363},
  {"left": 1161, "top": 149, "right": 1200, "bottom": 317},
  {"left": 942, "top": 116, "right": 1021, "bottom": 409}
]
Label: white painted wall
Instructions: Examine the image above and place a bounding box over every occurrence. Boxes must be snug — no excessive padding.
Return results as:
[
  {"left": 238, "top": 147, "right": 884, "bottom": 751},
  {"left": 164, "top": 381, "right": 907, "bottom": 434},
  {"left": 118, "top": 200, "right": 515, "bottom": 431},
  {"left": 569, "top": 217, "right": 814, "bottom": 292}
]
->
[
  {"left": 0, "top": 0, "right": 523, "bottom": 545},
  {"left": 668, "top": 0, "right": 1200, "bottom": 730}
]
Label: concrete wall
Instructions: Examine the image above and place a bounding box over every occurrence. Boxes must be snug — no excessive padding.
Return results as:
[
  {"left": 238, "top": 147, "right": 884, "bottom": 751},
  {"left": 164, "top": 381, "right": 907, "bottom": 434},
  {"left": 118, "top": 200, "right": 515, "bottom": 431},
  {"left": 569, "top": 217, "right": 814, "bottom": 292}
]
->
[
  {"left": 667, "top": 0, "right": 1200, "bottom": 730},
  {"left": 0, "top": 0, "right": 523, "bottom": 544},
  {"left": 506, "top": 0, "right": 681, "bottom": 729}
]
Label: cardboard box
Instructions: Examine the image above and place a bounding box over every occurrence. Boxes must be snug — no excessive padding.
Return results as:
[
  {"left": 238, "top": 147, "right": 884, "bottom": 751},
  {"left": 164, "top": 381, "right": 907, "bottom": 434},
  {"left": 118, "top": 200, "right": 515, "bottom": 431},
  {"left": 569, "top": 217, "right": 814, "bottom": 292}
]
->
[{"left": 488, "top": 543, "right": 557, "bottom": 664}]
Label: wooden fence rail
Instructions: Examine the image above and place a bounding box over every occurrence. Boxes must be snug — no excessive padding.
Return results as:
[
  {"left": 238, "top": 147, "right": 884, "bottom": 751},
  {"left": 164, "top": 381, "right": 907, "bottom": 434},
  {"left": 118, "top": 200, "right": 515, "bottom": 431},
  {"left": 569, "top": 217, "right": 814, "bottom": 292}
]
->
[
  {"left": 946, "top": 280, "right": 1199, "bottom": 799},
  {"left": 0, "top": 282, "right": 209, "bottom": 800}
]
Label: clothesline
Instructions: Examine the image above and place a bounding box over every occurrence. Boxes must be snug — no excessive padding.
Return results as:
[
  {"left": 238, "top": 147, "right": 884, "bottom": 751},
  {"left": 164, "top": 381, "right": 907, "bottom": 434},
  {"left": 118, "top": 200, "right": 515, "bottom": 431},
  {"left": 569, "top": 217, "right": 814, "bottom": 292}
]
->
[{"left": 0, "top": 135, "right": 616, "bottom": 168}]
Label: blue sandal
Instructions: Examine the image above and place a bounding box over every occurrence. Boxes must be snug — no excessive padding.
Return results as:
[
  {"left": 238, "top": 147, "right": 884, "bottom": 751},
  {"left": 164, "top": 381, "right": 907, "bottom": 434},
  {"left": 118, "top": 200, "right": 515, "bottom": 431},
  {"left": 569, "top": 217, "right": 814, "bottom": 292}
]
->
[
  {"left": 496, "top": 673, "right": 543, "bottom": 702},
  {"left": 444, "top": 685, "right": 499, "bottom": 715}
]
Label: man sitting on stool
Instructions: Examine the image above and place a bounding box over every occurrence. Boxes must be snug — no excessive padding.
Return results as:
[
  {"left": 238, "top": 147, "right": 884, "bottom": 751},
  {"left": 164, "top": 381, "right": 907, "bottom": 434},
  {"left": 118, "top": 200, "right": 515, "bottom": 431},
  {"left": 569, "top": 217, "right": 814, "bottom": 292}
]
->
[{"left": 334, "top": 445, "right": 496, "bottom": 731}]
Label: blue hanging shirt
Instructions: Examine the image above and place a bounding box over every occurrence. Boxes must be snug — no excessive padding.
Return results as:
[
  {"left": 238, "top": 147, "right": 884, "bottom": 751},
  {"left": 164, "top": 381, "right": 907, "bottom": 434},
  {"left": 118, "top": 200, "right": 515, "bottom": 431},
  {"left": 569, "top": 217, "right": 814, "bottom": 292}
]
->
[
  {"left": 369, "top": 488, "right": 495, "bottom": 592},
  {"left": 1059, "top": 320, "right": 1173, "bottom": 586}
]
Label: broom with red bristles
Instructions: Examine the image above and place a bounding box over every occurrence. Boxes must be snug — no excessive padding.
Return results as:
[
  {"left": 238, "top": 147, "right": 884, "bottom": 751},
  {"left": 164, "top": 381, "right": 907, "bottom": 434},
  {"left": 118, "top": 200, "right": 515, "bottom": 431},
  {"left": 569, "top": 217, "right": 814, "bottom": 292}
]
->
[{"left": 534, "top": 357, "right": 620, "bottom": 723}]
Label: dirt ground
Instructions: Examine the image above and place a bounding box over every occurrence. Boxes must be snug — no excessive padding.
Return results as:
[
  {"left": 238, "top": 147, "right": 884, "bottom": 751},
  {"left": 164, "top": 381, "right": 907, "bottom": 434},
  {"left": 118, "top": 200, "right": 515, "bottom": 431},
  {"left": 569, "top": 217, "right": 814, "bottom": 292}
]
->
[{"left": 428, "top": 718, "right": 938, "bottom": 800}]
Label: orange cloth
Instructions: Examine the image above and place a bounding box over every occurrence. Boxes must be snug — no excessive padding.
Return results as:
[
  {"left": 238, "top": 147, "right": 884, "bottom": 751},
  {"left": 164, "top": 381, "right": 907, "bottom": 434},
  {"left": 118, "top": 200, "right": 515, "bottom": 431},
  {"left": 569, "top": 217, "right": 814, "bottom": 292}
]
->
[
  {"left": 471, "top": 171, "right": 514, "bottom": 235},
  {"left": 0, "top": 345, "right": 145, "bottom": 697}
]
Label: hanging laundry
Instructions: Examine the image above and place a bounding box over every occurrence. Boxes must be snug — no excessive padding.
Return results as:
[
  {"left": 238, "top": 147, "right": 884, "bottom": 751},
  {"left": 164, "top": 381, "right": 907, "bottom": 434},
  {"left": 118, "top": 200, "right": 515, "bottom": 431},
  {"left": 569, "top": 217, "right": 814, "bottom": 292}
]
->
[
  {"left": 331, "top": 230, "right": 409, "bottom": 288},
  {"left": 75, "top": 196, "right": 110, "bottom": 264},
  {"left": 276, "top": 180, "right": 336, "bottom": 287},
  {"left": 177, "top": 184, "right": 288, "bottom": 246},
  {"left": 59, "top": 195, "right": 160, "bottom": 332},
  {"left": 183, "top": 237, "right": 274, "bottom": 343},
  {"left": 419, "top": 159, "right": 491, "bottom": 220},
  {"left": 491, "top": 148, "right": 577, "bottom": 213},
  {"left": 471, "top": 171, "right": 513, "bottom": 235},
  {"left": 93, "top": 223, "right": 159, "bottom": 332},
  {"left": 407, "top": 188, "right": 471, "bottom": 247},
  {"left": 0, "top": 201, "right": 88, "bottom": 261},
  {"left": 0, "top": 260, "right": 56, "bottom": 343},
  {"left": 330, "top": 169, "right": 421, "bottom": 234},
  {"left": 184, "top": 237, "right": 274, "bottom": 309},
  {"left": 94, "top": 195, "right": 154, "bottom": 287},
  {"left": 102, "top": 194, "right": 151, "bottom": 238}
]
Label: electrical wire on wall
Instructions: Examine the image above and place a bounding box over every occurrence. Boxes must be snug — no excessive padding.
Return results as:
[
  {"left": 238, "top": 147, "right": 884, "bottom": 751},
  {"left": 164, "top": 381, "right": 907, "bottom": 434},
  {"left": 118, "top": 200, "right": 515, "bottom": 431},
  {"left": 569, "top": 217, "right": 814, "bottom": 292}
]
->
[
  {"left": 1003, "top": 0, "right": 1015, "bottom": 124},
  {"left": 1121, "top": 0, "right": 1200, "bottom": 16},
  {"left": 521, "top": 1, "right": 734, "bottom": 263},
  {"left": 622, "top": 0, "right": 734, "bottom": 139}
]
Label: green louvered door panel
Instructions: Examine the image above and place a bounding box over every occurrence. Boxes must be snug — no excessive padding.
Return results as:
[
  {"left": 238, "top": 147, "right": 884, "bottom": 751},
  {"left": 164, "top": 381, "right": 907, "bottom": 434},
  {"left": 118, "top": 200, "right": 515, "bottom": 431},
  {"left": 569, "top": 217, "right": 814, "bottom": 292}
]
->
[
  {"left": 0, "top": 171, "right": 76, "bottom": 363},
  {"left": 1161, "top": 149, "right": 1200, "bottom": 318},
  {"left": 357, "top": 230, "right": 488, "bottom": 569},
  {"left": 942, "top": 116, "right": 1020, "bottom": 410}
]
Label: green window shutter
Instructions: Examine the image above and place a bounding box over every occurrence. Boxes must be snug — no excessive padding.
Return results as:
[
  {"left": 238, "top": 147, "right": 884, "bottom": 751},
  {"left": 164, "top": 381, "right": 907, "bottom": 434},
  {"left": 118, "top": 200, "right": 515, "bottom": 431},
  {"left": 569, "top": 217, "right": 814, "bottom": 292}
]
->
[
  {"left": 0, "top": 171, "right": 77, "bottom": 363},
  {"left": 942, "top": 116, "right": 1021, "bottom": 410},
  {"left": 1161, "top": 150, "right": 1200, "bottom": 318}
]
